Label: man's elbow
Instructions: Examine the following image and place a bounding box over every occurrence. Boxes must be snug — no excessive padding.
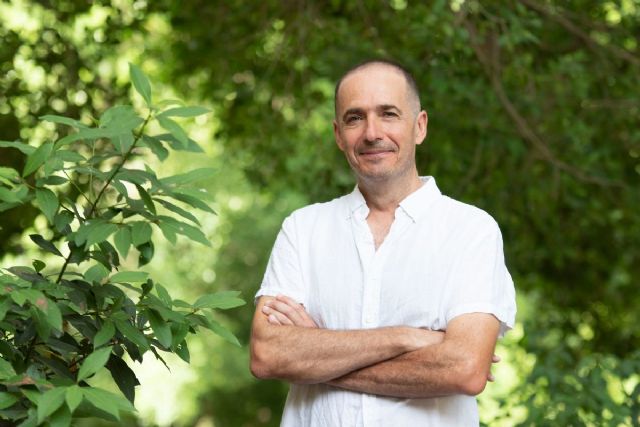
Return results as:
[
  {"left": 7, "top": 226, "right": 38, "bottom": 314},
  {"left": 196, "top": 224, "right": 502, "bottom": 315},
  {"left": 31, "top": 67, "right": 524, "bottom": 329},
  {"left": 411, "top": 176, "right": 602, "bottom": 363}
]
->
[
  {"left": 250, "top": 341, "right": 277, "bottom": 379},
  {"left": 456, "top": 359, "right": 489, "bottom": 396}
]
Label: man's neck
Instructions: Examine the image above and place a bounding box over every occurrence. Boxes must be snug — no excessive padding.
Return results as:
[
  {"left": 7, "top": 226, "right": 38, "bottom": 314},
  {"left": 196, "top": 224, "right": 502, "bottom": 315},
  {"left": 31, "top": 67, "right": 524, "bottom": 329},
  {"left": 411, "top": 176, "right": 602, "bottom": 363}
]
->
[{"left": 358, "top": 171, "right": 423, "bottom": 214}]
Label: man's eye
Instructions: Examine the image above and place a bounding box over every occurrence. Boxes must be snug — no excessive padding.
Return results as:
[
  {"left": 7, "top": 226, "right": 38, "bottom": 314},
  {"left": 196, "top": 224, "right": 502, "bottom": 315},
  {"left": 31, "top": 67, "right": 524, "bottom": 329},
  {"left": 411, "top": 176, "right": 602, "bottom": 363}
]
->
[
  {"left": 383, "top": 111, "right": 398, "bottom": 117},
  {"left": 345, "top": 116, "right": 362, "bottom": 123}
]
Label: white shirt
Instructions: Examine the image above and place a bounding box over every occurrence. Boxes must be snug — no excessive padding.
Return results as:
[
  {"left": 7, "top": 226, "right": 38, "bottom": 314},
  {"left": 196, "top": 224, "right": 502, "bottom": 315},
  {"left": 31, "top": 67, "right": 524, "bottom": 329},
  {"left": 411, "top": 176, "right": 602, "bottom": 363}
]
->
[{"left": 256, "top": 177, "right": 517, "bottom": 427}]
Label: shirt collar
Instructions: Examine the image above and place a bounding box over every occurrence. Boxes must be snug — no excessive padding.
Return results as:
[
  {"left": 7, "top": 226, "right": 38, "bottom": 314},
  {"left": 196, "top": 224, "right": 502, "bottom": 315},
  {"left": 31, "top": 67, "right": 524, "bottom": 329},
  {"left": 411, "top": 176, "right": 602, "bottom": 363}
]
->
[{"left": 344, "top": 176, "right": 441, "bottom": 222}]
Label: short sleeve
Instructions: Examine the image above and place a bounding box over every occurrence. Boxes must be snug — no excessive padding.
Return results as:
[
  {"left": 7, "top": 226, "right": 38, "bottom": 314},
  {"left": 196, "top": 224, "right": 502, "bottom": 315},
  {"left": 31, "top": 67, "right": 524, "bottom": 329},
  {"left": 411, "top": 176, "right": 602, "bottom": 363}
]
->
[
  {"left": 444, "top": 218, "right": 517, "bottom": 336},
  {"left": 254, "top": 214, "right": 308, "bottom": 306}
]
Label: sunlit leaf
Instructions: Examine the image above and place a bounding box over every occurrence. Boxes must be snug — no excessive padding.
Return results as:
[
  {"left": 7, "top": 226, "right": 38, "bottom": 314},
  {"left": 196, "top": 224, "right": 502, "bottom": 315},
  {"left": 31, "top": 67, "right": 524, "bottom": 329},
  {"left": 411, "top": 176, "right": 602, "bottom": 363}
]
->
[
  {"left": 35, "top": 187, "right": 58, "bottom": 224},
  {"left": 157, "top": 106, "right": 210, "bottom": 118},
  {"left": 37, "top": 386, "right": 66, "bottom": 424},
  {"left": 129, "top": 63, "right": 152, "bottom": 105},
  {"left": 0, "top": 140, "right": 35, "bottom": 155},
  {"left": 23, "top": 142, "right": 54, "bottom": 177},
  {"left": 113, "top": 226, "right": 131, "bottom": 258},
  {"left": 77, "top": 346, "right": 113, "bottom": 382},
  {"left": 65, "top": 385, "right": 83, "bottom": 413},
  {"left": 94, "top": 320, "right": 116, "bottom": 347},
  {"left": 110, "top": 271, "right": 148, "bottom": 283}
]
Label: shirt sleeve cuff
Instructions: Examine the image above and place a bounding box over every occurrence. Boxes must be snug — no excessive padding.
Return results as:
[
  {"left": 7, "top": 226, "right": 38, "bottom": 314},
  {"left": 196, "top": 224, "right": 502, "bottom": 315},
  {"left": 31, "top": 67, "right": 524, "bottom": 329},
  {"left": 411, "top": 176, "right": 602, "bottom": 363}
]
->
[
  {"left": 254, "top": 286, "right": 307, "bottom": 307},
  {"left": 446, "top": 303, "right": 516, "bottom": 337}
]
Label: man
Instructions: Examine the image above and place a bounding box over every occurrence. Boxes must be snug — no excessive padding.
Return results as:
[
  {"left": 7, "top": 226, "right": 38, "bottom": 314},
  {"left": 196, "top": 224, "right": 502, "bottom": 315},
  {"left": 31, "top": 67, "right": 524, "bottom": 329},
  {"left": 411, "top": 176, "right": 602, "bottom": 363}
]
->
[{"left": 250, "top": 60, "right": 516, "bottom": 426}]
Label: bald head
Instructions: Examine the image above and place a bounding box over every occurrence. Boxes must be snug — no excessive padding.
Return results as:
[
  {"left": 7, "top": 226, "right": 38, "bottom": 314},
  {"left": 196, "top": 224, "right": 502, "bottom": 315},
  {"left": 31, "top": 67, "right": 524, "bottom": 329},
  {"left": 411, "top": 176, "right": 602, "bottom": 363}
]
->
[{"left": 334, "top": 60, "right": 421, "bottom": 117}]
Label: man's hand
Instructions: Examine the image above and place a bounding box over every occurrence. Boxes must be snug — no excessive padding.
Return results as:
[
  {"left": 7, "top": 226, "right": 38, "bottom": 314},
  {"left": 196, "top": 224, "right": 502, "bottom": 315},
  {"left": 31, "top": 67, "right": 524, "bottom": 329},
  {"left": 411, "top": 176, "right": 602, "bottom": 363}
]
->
[
  {"left": 262, "top": 294, "right": 501, "bottom": 384},
  {"left": 262, "top": 295, "right": 319, "bottom": 328}
]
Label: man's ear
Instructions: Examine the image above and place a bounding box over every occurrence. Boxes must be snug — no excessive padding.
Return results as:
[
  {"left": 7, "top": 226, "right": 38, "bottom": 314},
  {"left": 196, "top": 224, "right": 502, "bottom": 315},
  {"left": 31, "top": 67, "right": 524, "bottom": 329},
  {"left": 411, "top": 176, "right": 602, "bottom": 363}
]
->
[
  {"left": 415, "top": 110, "right": 428, "bottom": 146},
  {"left": 333, "top": 119, "right": 345, "bottom": 152}
]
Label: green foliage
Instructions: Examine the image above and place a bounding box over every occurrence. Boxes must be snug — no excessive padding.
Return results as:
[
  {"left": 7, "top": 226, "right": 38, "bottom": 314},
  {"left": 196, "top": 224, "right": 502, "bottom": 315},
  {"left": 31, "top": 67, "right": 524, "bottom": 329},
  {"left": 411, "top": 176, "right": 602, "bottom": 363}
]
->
[{"left": 0, "top": 65, "right": 244, "bottom": 426}]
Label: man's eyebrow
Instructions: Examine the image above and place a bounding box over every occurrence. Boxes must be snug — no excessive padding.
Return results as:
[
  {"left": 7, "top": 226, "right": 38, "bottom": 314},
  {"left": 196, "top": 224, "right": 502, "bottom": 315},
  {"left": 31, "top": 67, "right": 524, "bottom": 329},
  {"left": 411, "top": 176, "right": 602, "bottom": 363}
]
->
[
  {"left": 342, "top": 108, "right": 364, "bottom": 121},
  {"left": 378, "top": 104, "right": 401, "bottom": 113}
]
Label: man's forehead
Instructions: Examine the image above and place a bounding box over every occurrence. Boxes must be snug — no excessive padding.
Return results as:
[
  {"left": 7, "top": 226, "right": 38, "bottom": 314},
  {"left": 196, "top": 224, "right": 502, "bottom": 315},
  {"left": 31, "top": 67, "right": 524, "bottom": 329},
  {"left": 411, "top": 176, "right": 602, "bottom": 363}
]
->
[{"left": 337, "top": 65, "right": 408, "bottom": 109}]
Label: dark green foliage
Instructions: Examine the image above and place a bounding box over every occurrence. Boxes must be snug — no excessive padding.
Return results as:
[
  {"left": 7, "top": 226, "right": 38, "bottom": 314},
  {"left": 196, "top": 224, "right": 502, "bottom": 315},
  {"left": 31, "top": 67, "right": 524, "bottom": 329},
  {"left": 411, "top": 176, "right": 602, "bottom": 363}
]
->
[{"left": 0, "top": 65, "right": 244, "bottom": 426}]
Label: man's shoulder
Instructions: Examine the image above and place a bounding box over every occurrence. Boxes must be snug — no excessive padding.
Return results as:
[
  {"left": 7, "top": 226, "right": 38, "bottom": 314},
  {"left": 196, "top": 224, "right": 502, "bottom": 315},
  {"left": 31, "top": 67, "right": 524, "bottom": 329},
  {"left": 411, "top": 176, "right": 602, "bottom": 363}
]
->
[
  {"left": 287, "top": 193, "right": 350, "bottom": 223},
  {"left": 437, "top": 194, "right": 500, "bottom": 234}
]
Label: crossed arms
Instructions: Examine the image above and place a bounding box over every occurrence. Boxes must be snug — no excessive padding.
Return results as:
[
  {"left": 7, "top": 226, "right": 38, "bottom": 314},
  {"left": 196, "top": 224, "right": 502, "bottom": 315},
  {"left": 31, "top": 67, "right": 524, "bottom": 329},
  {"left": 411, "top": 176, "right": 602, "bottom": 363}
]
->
[{"left": 250, "top": 295, "right": 501, "bottom": 398}]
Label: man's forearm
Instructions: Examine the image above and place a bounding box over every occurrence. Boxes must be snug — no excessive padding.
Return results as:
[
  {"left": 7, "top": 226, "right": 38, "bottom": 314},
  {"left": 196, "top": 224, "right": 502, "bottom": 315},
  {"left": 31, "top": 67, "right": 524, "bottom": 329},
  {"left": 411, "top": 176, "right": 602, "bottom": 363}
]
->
[
  {"left": 326, "top": 315, "right": 501, "bottom": 398},
  {"left": 326, "top": 342, "right": 479, "bottom": 398},
  {"left": 250, "top": 297, "right": 440, "bottom": 384},
  {"left": 251, "top": 323, "right": 432, "bottom": 384}
]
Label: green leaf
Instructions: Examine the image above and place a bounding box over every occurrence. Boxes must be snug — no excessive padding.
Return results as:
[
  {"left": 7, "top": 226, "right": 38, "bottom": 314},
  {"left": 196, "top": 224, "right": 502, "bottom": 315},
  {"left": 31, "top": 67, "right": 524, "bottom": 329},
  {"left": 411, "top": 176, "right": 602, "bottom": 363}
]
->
[
  {"left": 130, "top": 222, "right": 152, "bottom": 246},
  {"left": 194, "top": 292, "right": 245, "bottom": 310},
  {"left": 155, "top": 283, "right": 172, "bottom": 307},
  {"left": 129, "top": 63, "right": 152, "bottom": 105},
  {"left": 65, "top": 385, "right": 83, "bottom": 413},
  {"left": 54, "top": 211, "right": 74, "bottom": 233},
  {"left": 0, "top": 358, "right": 16, "bottom": 379},
  {"left": 206, "top": 317, "right": 241, "bottom": 346},
  {"left": 0, "top": 186, "right": 24, "bottom": 203},
  {"left": 23, "top": 142, "right": 54, "bottom": 177},
  {"left": 158, "top": 221, "right": 177, "bottom": 244},
  {"left": 113, "top": 227, "right": 131, "bottom": 258},
  {"left": 83, "top": 387, "right": 135, "bottom": 421},
  {"left": 160, "top": 167, "right": 217, "bottom": 186},
  {"left": 110, "top": 271, "right": 148, "bottom": 283},
  {"left": 29, "top": 234, "right": 63, "bottom": 256},
  {"left": 38, "top": 175, "right": 68, "bottom": 186},
  {"left": 157, "top": 106, "right": 210, "bottom": 118},
  {"left": 32, "top": 259, "right": 46, "bottom": 273},
  {"left": 0, "top": 297, "right": 12, "bottom": 322},
  {"left": 0, "top": 392, "right": 19, "bottom": 410},
  {"left": 40, "top": 115, "right": 89, "bottom": 128},
  {"left": 48, "top": 404, "right": 71, "bottom": 427},
  {"left": 54, "top": 127, "right": 123, "bottom": 149},
  {"left": 99, "top": 105, "right": 144, "bottom": 132},
  {"left": 85, "top": 263, "right": 110, "bottom": 284},
  {"left": 39, "top": 297, "right": 63, "bottom": 331},
  {"left": 115, "top": 320, "right": 149, "bottom": 353},
  {"left": 0, "top": 166, "right": 20, "bottom": 181},
  {"left": 154, "top": 133, "right": 204, "bottom": 153},
  {"left": 35, "top": 187, "right": 58, "bottom": 224},
  {"left": 157, "top": 199, "right": 200, "bottom": 225},
  {"left": 0, "top": 139, "right": 35, "bottom": 155},
  {"left": 94, "top": 320, "right": 116, "bottom": 347},
  {"left": 135, "top": 184, "right": 156, "bottom": 214},
  {"left": 146, "top": 309, "right": 172, "bottom": 348},
  {"left": 140, "top": 135, "right": 169, "bottom": 161},
  {"left": 77, "top": 346, "right": 113, "bottom": 382},
  {"left": 167, "top": 191, "right": 215, "bottom": 213},
  {"left": 174, "top": 340, "right": 190, "bottom": 363},
  {"left": 105, "top": 355, "right": 140, "bottom": 404},
  {"left": 86, "top": 223, "right": 118, "bottom": 247},
  {"left": 37, "top": 386, "right": 66, "bottom": 424},
  {"left": 157, "top": 116, "right": 189, "bottom": 146},
  {"left": 168, "top": 219, "right": 211, "bottom": 246}
]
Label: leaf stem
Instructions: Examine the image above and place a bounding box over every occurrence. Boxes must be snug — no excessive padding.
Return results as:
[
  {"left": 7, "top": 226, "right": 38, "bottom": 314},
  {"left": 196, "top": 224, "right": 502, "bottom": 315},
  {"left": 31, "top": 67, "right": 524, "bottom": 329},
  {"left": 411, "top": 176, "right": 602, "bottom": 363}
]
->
[{"left": 55, "top": 113, "right": 152, "bottom": 284}]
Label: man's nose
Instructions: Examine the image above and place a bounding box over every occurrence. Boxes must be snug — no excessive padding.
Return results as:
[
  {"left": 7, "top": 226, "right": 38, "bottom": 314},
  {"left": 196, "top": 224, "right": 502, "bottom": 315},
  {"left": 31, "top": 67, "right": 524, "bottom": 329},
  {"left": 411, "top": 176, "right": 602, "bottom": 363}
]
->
[{"left": 364, "top": 116, "right": 383, "bottom": 142}]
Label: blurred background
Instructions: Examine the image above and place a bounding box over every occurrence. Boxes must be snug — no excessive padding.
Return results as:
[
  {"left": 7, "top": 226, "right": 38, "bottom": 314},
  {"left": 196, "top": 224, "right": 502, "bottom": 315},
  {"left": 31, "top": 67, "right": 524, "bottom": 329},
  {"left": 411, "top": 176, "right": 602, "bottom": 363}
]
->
[{"left": 1, "top": 0, "right": 639, "bottom": 425}]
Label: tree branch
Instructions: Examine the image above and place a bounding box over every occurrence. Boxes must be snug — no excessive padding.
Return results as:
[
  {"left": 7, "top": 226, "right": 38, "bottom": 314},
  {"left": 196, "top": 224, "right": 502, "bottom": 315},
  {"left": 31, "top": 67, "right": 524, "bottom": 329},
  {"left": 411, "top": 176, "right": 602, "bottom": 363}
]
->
[
  {"left": 519, "top": 0, "right": 640, "bottom": 67},
  {"left": 457, "top": 10, "right": 623, "bottom": 188}
]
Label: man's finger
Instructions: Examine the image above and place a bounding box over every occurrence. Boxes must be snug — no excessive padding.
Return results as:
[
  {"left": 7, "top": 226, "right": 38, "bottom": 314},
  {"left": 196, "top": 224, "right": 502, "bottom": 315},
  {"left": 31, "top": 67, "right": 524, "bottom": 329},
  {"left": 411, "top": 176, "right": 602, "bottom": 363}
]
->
[
  {"left": 267, "top": 314, "right": 282, "bottom": 325},
  {"left": 487, "top": 373, "right": 495, "bottom": 382},
  {"left": 275, "top": 295, "right": 318, "bottom": 328},
  {"left": 492, "top": 354, "right": 501, "bottom": 363},
  {"left": 263, "top": 305, "right": 294, "bottom": 325},
  {"left": 266, "top": 299, "right": 304, "bottom": 323}
]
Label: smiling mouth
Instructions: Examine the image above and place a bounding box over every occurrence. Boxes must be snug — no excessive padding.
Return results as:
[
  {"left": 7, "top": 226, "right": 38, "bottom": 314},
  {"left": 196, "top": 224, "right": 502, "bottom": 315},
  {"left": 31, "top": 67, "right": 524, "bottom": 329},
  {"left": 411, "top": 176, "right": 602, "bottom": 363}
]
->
[{"left": 359, "top": 150, "right": 394, "bottom": 156}]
